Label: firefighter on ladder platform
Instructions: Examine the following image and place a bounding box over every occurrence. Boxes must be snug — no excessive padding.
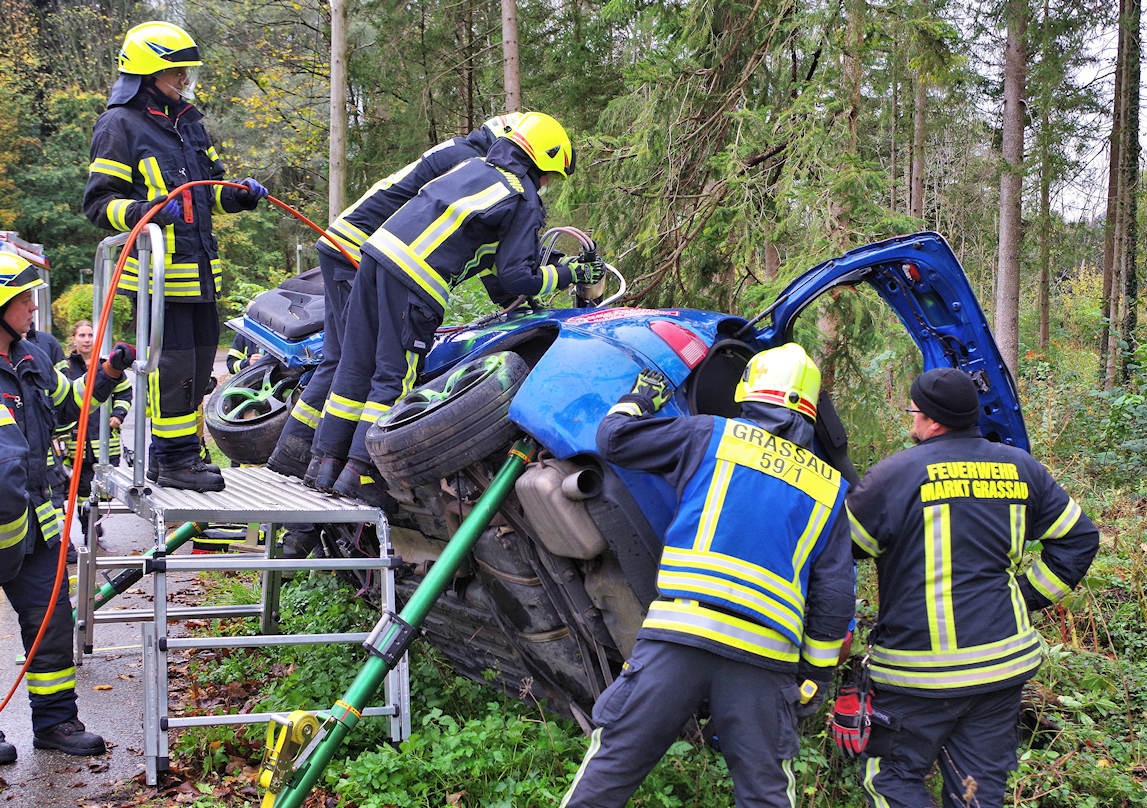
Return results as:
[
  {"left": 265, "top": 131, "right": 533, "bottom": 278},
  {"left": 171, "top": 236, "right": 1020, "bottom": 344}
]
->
[
  {"left": 0, "top": 253, "right": 135, "bottom": 762},
  {"left": 846, "top": 367, "right": 1100, "bottom": 807},
  {"left": 83, "top": 20, "right": 269, "bottom": 493},
  {"left": 265, "top": 112, "right": 526, "bottom": 486}
]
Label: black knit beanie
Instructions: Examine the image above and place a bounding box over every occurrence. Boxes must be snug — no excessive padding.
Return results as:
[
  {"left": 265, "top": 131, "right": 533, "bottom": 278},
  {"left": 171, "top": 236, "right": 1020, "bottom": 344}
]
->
[{"left": 910, "top": 368, "right": 980, "bottom": 429}]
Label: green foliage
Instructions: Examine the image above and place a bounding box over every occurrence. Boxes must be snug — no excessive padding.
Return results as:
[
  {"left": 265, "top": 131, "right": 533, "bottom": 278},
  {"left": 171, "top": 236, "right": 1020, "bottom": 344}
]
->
[{"left": 51, "top": 283, "right": 133, "bottom": 344}]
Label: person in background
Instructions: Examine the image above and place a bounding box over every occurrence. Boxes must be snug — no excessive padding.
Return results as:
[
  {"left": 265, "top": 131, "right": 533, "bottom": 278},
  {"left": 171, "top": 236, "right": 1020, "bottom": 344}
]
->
[
  {"left": 0, "top": 253, "right": 135, "bottom": 761},
  {"left": 225, "top": 330, "right": 263, "bottom": 375},
  {"left": 561, "top": 343, "right": 855, "bottom": 807},
  {"left": 56, "top": 320, "right": 132, "bottom": 548},
  {"left": 265, "top": 112, "right": 525, "bottom": 482},
  {"left": 83, "top": 20, "right": 269, "bottom": 492},
  {"left": 846, "top": 367, "right": 1100, "bottom": 808}
]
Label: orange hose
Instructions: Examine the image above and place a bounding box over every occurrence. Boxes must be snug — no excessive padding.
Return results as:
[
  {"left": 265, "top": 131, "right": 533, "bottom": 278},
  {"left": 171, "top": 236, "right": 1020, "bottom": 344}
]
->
[{"left": 0, "top": 181, "right": 344, "bottom": 715}]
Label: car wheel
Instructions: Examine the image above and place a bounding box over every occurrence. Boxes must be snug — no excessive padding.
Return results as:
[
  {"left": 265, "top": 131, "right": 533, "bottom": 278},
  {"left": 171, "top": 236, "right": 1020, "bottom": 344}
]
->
[
  {"left": 205, "top": 357, "right": 305, "bottom": 465},
  {"left": 366, "top": 351, "right": 529, "bottom": 486}
]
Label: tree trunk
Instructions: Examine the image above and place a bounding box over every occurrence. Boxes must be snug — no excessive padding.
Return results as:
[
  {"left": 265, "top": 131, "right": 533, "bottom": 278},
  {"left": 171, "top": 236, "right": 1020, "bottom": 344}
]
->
[
  {"left": 1118, "top": 0, "right": 1141, "bottom": 384},
  {"left": 910, "top": 71, "right": 926, "bottom": 220},
  {"left": 328, "top": 0, "right": 348, "bottom": 219},
  {"left": 995, "top": 0, "right": 1027, "bottom": 377},
  {"left": 501, "top": 0, "right": 521, "bottom": 111},
  {"left": 1100, "top": 0, "right": 1127, "bottom": 383}
]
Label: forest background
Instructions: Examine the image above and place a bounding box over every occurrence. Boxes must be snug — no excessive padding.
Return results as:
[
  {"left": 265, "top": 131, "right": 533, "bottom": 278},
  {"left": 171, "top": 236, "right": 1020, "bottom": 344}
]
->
[{"left": 3, "top": 0, "right": 1147, "bottom": 805}]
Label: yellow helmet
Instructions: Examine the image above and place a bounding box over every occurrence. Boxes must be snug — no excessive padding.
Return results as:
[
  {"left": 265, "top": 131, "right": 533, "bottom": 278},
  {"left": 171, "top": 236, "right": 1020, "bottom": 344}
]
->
[
  {"left": 734, "top": 343, "right": 821, "bottom": 421},
  {"left": 0, "top": 253, "right": 45, "bottom": 309},
  {"left": 482, "top": 112, "right": 524, "bottom": 138},
  {"left": 506, "top": 112, "right": 575, "bottom": 177},
  {"left": 118, "top": 21, "right": 202, "bottom": 76}
]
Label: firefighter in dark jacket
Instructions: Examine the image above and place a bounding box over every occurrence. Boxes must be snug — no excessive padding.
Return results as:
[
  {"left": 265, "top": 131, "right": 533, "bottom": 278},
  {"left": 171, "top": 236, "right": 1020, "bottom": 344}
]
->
[
  {"left": 308, "top": 111, "right": 603, "bottom": 506},
  {"left": 0, "top": 254, "right": 135, "bottom": 762},
  {"left": 83, "top": 20, "right": 268, "bottom": 493},
  {"left": 225, "top": 330, "right": 263, "bottom": 375},
  {"left": 561, "top": 343, "right": 856, "bottom": 808},
  {"left": 56, "top": 320, "right": 132, "bottom": 540},
  {"left": 846, "top": 367, "right": 1099, "bottom": 808},
  {"left": 266, "top": 113, "right": 523, "bottom": 480}
]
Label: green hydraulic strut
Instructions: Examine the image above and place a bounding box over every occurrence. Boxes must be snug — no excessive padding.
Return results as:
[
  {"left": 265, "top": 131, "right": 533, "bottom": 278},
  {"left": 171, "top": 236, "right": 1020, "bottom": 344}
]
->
[
  {"left": 260, "top": 439, "right": 537, "bottom": 808},
  {"left": 78, "top": 521, "right": 205, "bottom": 618}
]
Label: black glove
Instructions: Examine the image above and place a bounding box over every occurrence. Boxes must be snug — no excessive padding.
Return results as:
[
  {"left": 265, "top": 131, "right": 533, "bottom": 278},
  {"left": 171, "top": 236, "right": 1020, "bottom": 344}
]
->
[
  {"left": 150, "top": 197, "right": 181, "bottom": 225},
  {"left": 629, "top": 369, "right": 672, "bottom": 412},
  {"left": 234, "top": 177, "right": 269, "bottom": 208},
  {"left": 108, "top": 342, "right": 136, "bottom": 372},
  {"left": 563, "top": 253, "right": 605, "bottom": 286}
]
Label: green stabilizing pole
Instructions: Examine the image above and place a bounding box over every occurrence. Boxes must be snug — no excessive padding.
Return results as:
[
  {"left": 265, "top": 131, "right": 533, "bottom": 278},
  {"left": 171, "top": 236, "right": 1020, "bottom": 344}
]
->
[
  {"left": 82, "top": 521, "right": 205, "bottom": 616},
  {"left": 267, "top": 439, "right": 537, "bottom": 808}
]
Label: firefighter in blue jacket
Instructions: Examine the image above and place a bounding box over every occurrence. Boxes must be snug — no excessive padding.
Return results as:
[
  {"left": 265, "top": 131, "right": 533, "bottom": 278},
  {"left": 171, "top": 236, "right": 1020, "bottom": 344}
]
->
[
  {"left": 83, "top": 20, "right": 268, "bottom": 493},
  {"left": 561, "top": 343, "right": 856, "bottom": 807},
  {"left": 846, "top": 367, "right": 1099, "bottom": 808},
  {"left": 0, "top": 253, "right": 135, "bottom": 762},
  {"left": 307, "top": 111, "right": 603, "bottom": 505},
  {"left": 266, "top": 113, "right": 524, "bottom": 480}
]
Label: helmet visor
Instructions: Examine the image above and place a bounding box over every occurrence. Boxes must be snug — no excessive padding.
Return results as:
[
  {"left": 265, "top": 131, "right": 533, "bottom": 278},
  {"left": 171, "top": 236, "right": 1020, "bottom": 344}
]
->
[{"left": 155, "top": 66, "right": 200, "bottom": 101}]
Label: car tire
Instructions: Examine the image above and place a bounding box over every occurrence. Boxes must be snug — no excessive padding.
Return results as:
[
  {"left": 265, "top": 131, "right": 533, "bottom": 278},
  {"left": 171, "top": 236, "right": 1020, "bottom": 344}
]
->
[
  {"left": 204, "top": 357, "right": 305, "bottom": 465},
  {"left": 366, "top": 351, "right": 529, "bottom": 486}
]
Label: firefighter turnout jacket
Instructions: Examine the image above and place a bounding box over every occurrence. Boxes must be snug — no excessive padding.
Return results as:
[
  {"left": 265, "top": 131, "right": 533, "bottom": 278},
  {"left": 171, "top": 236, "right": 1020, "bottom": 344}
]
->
[
  {"left": 0, "top": 339, "right": 120, "bottom": 564},
  {"left": 596, "top": 401, "right": 856, "bottom": 677},
  {"left": 846, "top": 427, "right": 1099, "bottom": 696},
  {"left": 360, "top": 137, "right": 570, "bottom": 321},
  {"left": 0, "top": 400, "right": 29, "bottom": 569},
  {"left": 83, "top": 88, "right": 258, "bottom": 302},
  {"left": 317, "top": 126, "right": 500, "bottom": 275},
  {"left": 56, "top": 351, "right": 132, "bottom": 464}
]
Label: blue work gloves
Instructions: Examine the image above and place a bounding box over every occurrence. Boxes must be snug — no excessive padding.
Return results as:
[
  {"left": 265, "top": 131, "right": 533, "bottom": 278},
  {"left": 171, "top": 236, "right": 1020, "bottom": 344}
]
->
[
  {"left": 234, "top": 178, "right": 269, "bottom": 209},
  {"left": 151, "top": 197, "right": 182, "bottom": 225},
  {"left": 628, "top": 369, "right": 673, "bottom": 413}
]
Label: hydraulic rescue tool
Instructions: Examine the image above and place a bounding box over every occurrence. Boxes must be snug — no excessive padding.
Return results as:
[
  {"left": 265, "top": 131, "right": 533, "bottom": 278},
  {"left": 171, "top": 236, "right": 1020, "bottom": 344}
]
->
[{"left": 259, "top": 439, "right": 537, "bottom": 808}]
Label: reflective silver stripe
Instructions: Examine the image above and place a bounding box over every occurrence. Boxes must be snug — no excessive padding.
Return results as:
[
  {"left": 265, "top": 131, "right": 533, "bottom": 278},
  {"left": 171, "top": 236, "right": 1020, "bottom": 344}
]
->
[
  {"left": 537, "top": 263, "right": 561, "bottom": 295},
  {"left": 923, "top": 504, "right": 957, "bottom": 650},
  {"left": 107, "top": 199, "right": 133, "bottom": 230},
  {"left": 694, "top": 459, "right": 733, "bottom": 552},
  {"left": 1026, "top": 560, "right": 1071, "bottom": 602},
  {"left": 368, "top": 229, "right": 450, "bottom": 308},
  {"left": 847, "top": 505, "right": 881, "bottom": 557},
  {"left": 361, "top": 400, "right": 391, "bottom": 422},
  {"left": 644, "top": 599, "right": 800, "bottom": 661},
  {"left": 26, "top": 667, "right": 76, "bottom": 695},
  {"left": 863, "top": 758, "right": 892, "bottom": 808},
  {"left": 0, "top": 510, "right": 28, "bottom": 549},
  {"left": 656, "top": 568, "right": 804, "bottom": 639},
  {"left": 90, "top": 157, "right": 131, "bottom": 182},
  {"left": 606, "top": 402, "right": 642, "bottom": 417},
  {"left": 323, "top": 394, "right": 364, "bottom": 423},
  {"left": 139, "top": 156, "right": 169, "bottom": 198},
  {"left": 289, "top": 398, "right": 322, "bottom": 429},
  {"left": 559, "top": 726, "right": 603, "bottom": 808},
  {"left": 661, "top": 546, "right": 803, "bottom": 612},
  {"left": 1039, "top": 497, "right": 1082, "bottom": 541},
  {"left": 871, "top": 628, "right": 1040, "bottom": 666},
  {"left": 151, "top": 411, "right": 198, "bottom": 439},
  {"left": 320, "top": 225, "right": 367, "bottom": 262},
  {"left": 869, "top": 643, "right": 1043, "bottom": 690},
  {"left": 801, "top": 635, "right": 842, "bottom": 667},
  {"left": 34, "top": 500, "right": 60, "bottom": 543},
  {"left": 410, "top": 182, "right": 512, "bottom": 256}
]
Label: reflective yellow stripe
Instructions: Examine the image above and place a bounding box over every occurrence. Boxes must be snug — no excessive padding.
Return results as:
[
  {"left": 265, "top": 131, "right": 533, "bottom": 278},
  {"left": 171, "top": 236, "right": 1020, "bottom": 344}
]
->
[
  {"left": 90, "top": 157, "right": 131, "bottom": 182},
  {"left": 1039, "top": 497, "right": 1083, "bottom": 541},
  {"left": 26, "top": 668, "right": 76, "bottom": 696},
  {"left": 139, "top": 156, "right": 169, "bottom": 198},
  {"left": 644, "top": 599, "right": 800, "bottom": 661},
  {"left": 847, "top": 505, "right": 881, "bottom": 557},
  {"left": 369, "top": 229, "right": 450, "bottom": 309},
  {"left": 607, "top": 402, "right": 643, "bottom": 417},
  {"left": 0, "top": 510, "right": 28, "bottom": 550},
  {"left": 872, "top": 629, "right": 1039, "bottom": 666},
  {"left": 323, "top": 393, "right": 364, "bottom": 424},
  {"left": 152, "top": 411, "right": 199, "bottom": 439},
  {"left": 107, "top": 199, "right": 133, "bottom": 230},
  {"left": 694, "top": 459, "right": 733, "bottom": 552},
  {"left": 923, "top": 504, "right": 957, "bottom": 651},
  {"left": 288, "top": 398, "right": 322, "bottom": 429},
  {"left": 34, "top": 500, "right": 60, "bottom": 543},
  {"left": 869, "top": 641, "right": 1043, "bottom": 690},
  {"left": 560, "top": 727, "right": 604, "bottom": 808},
  {"left": 800, "top": 635, "right": 842, "bottom": 668},
  {"left": 1026, "top": 560, "right": 1072, "bottom": 602},
  {"left": 410, "top": 182, "right": 512, "bottom": 256},
  {"left": 863, "top": 758, "right": 892, "bottom": 808},
  {"left": 361, "top": 400, "right": 391, "bottom": 423}
]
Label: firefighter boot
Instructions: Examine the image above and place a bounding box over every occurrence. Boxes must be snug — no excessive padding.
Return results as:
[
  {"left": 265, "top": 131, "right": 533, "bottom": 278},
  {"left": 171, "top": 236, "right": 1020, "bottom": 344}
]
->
[
  {"left": 332, "top": 459, "right": 397, "bottom": 510},
  {"left": 267, "top": 435, "right": 312, "bottom": 479},
  {"left": 306, "top": 455, "right": 345, "bottom": 494},
  {"left": 157, "top": 459, "right": 226, "bottom": 492},
  {"left": 0, "top": 730, "right": 15, "bottom": 764},
  {"left": 33, "top": 718, "right": 106, "bottom": 756}
]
